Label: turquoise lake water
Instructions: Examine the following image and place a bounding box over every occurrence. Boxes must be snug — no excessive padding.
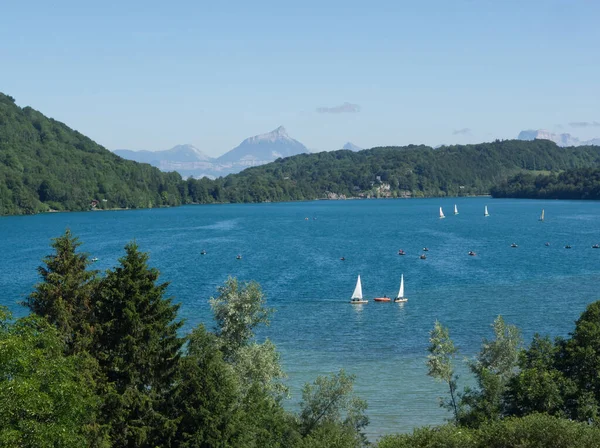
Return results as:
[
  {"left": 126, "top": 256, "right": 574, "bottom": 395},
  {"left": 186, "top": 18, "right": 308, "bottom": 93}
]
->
[{"left": 1, "top": 198, "right": 600, "bottom": 439}]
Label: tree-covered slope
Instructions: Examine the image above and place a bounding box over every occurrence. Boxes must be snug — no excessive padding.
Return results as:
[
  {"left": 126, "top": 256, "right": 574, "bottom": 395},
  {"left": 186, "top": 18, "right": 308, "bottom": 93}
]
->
[
  {"left": 491, "top": 167, "right": 600, "bottom": 199},
  {"left": 210, "top": 140, "right": 600, "bottom": 202},
  {"left": 0, "top": 93, "right": 184, "bottom": 215},
  {"left": 3, "top": 90, "right": 600, "bottom": 215}
]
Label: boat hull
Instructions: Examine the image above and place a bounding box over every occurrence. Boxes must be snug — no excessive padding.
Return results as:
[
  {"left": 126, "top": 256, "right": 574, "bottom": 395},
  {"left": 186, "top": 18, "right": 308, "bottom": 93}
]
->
[
  {"left": 374, "top": 297, "right": 391, "bottom": 302},
  {"left": 350, "top": 300, "right": 368, "bottom": 304},
  {"left": 394, "top": 298, "right": 408, "bottom": 303}
]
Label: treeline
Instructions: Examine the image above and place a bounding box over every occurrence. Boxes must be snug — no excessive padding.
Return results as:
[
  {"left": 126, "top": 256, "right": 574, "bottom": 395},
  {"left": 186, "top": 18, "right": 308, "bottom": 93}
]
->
[
  {"left": 208, "top": 141, "right": 600, "bottom": 203},
  {"left": 4, "top": 91, "right": 600, "bottom": 215},
  {"left": 3, "top": 230, "right": 368, "bottom": 447},
  {"left": 4, "top": 232, "right": 600, "bottom": 446},
  {"left": 491, "top": 168, "right": 600, "bottom": 199}
]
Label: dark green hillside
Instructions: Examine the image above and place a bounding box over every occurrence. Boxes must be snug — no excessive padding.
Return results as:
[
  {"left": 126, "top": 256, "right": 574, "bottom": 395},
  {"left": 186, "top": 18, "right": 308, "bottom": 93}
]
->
[
  {"left": 3, "top": 90, "right": 600, "bottom": 215},
  {"left": 0, "top": 93, "right": 184, "bottom": 215},
  {"left": 211, "top": 140, "right": 600, "bottom": 202},
  {"left": 491, "top": 167, "right": 600, "bottom": 199}
]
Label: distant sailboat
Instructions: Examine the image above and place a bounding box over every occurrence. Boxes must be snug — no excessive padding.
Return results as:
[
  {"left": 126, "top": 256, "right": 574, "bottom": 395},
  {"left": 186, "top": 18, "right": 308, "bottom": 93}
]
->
[
  {"left": 350, "top": 275, "right": 368, "bottom": 304},
  {"left": 484, "top": 205, "right": 489, "bottom": 217},
  {"left": 454, "top": 204, "right": 458, "bottom": 215},
  {"left": 394, "top": 274, "right": 407, "bottom": 303},
  {"left": 439, "top": 207, "right": 446, "bottom": 219},
  {"left": 539, "top": 209, "right": 545, "bottom": 222}
]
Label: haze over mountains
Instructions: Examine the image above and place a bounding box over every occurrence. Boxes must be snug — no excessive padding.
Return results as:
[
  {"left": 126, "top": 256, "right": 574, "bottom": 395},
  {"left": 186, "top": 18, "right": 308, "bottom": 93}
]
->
[
  {"left": 517, "top": 129, "right": 600, "bottom": 147},
  {"left": 115, "top": 126, "right": 310, "bottom": 178},
  {"left": 114, "top": 125, "right": 600, "bottom": 179}
]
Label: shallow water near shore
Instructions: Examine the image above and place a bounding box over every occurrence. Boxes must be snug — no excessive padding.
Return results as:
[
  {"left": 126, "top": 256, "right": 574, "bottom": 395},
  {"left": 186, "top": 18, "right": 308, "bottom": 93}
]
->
[{"left": 2, "top": 198, "right": 600, "bottom": 439}]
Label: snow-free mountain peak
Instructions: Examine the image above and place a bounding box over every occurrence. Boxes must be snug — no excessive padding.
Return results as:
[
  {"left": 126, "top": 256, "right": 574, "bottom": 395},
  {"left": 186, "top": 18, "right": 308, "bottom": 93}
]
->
[
  {"left": 246, "top": 125, "right": 292, "bottom": 144},
  {"left": 343, "top": 142, "right": 363, "bottom": 151},
  {"left": 217, "top": 126, "right": 308, "bottom": 163}
]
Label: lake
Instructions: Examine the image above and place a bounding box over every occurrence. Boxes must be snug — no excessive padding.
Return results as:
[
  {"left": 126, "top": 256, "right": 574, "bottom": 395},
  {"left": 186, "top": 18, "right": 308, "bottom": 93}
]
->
[{"left": 1, "top": 198, "right": 600, "bottom": 439}]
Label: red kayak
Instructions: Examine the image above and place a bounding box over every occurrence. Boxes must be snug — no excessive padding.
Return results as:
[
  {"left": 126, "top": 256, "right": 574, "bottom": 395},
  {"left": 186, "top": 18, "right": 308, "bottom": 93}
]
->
[{"left": 374, "top": 297, "right": 391, "bottom": 302}]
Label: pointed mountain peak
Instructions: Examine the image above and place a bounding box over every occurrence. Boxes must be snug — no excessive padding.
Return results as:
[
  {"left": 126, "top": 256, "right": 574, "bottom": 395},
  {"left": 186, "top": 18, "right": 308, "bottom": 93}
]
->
[
  {"left": 343, "top": 142, "right": 363, "bottom": 151},
  {"left": 246, "top": 126, "right": 293, "bottom": 144}
]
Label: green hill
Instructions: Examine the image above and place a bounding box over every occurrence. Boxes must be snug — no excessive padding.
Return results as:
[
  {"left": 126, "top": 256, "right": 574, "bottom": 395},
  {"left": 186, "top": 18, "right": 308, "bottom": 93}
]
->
[
  {"left": 491, "top": 167, "right": 600, "bottom": 199},
  {"left": 3, "top": 91, "right": 600, "bottom": 215},
  {"left": 207, "top": 141, "right": 600, "bottom": 203},
  {"left": 0, "top": 93, "right": 184, "bottom": 215}
]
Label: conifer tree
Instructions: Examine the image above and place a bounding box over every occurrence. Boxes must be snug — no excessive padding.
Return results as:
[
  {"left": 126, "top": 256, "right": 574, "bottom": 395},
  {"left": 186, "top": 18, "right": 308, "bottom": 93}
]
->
[
  {"left": 24, "top": 229, "right": 97, "bottom": 352},
  {"left": 92, "top": 242, "right": 183, "bottom": 447}
]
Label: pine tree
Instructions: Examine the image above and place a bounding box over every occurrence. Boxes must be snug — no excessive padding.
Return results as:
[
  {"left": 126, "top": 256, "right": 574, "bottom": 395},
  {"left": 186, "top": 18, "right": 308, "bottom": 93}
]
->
[
  {"left": 24, "top": 229, "right": 98, "bottom": 352},
  {"left": 92, "top": 242, "right": 184, "bottom": 447}
]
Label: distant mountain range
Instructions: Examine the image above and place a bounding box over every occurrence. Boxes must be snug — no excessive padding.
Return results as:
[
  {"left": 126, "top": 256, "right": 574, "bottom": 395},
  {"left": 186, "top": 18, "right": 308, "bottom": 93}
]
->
[
  {"left": 115, "top": 126, "right": 309, "bottom": 178},
  {"left": 517, "top": 129, "right": 600, "bottom": 147}
]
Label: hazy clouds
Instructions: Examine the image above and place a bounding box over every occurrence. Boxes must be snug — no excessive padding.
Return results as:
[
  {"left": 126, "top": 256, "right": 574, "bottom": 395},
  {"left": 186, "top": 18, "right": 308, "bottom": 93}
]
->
[{"left": 316, "top": 102, "right": 361, "bottom": 114}]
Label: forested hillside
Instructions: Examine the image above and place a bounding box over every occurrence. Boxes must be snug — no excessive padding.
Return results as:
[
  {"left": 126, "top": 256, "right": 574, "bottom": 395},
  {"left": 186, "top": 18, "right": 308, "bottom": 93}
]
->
[
  {"left": 206, "top": 141, "right": 600, "bottom": 203},
  {"left": 0, "top": 93, "right": 184, "bottom": 215},
  {"left": 491, "top": 168, "right": 600, "bottom": 199},
  {"left": 3, "top": 91, "right": 600, "bottom": 215}
]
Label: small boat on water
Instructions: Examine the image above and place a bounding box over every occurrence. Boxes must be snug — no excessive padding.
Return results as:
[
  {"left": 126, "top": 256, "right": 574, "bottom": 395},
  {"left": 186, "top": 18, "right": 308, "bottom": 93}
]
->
[
  {"left": 91, "top": 257, "right": 98, "bottom": 262},
  {"left": 200, "top": 250, "right": 207, "bottom": 255},
  {"left": 545, "top": 242, "right": 550, "bottom": 246},
  {"left": 420, "top": 254, "right": 427, "bottom": 260},
  {"left": 236, "top": 254, "right": 242, "bottom": 259},
  {"left": 340, "top": 257, "right": 346, "bottom": 261},
  {"left": 484, "top": 205, "right": 490, "bottom": 217},
  {"left": 422, "top": 247, "right": 429, "bottom": 252},
  {"left": 468, "top": 251, "right": 476, "bottom": 256},
  {"left": 374, "top": 295, "right": 391, "bottom": 302},
  {"left": 511, "top": 243, "right": 518, "bottom": 248},
  {"left": 394, "top": 274, "right": 407, "bottom": 303},
  {"left": 439, "top": 207, "right": 446, "bottom": 219},
  {"left": 398, "top": 249, "right": 405, "bottom": 256},
  {"left": 350, "top": 275, "right": 368, "bottom": 304},
  {"left": 454, "top": 204, "right": 459, "bottom": 215},
  {"left": 593, "top": 244, "right": 600, "bottom": 249},
  {"left": 565, "top": 245, "right": 572, "bottom": 249},
  {"left": 539, "top": 209, "right": 545, "bottom": 222}
]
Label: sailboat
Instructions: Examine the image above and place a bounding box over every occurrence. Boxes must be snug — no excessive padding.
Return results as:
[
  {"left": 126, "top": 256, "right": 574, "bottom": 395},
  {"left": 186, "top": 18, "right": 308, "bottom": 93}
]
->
[
  {"left": 454, "top": 204, "right": 458, "bottom": 215},
  {"left": 439, "top": 207, "right": 446, "bottom": 219},
  {"left": 484, "top": 205, "right": 489, "bottom": 217},
  {"left": 394, "top": 274, "right": 407, "bottom": 303},
  {"left": 539, "top": 209, "right": 545, "bottom": 222},
  {"left": 350, "top": 275, "right": 368, "bottom": 304}
]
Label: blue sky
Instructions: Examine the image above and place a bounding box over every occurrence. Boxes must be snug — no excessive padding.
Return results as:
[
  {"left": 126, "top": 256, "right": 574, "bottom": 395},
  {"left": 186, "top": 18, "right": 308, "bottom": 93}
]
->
[{"left": 1, "top": 0, "right": 599, "bottom": 156}]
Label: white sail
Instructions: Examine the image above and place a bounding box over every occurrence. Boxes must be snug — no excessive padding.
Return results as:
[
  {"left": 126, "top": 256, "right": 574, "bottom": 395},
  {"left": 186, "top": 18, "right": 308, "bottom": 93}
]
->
[
  {"left": 484, "top": 205, "right": 489, "bottom": 217},
  {"left": 397, "top": 274, "right": 404, "bottom": 299},
  {"left": 351, "top": 275, "right": 363, "bottom": 300},
  {"left": 439, "top": 207, "right": 445, "bottom": 219},
  {"left": 454, "top": 204, "right": 458, "bottom": 215},
  {"left": 540, "top": 209, "right": 544, "bottom": 221}
]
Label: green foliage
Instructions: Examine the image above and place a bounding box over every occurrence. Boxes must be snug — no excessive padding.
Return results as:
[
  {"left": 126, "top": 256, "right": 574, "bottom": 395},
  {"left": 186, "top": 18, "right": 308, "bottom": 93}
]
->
[
  {"left": 299, "top": 369, "right": 369, "bottom": 445},
  {"left": 503, "top": 301, "right": 600, "bottom": 423},
  {"left": 376, "top": 414, "right": 600, "bottom": 448},
  {"left": 427, "top": 321, "right": 460, "bottom": 422},
  {"left": 504, "top": 334, "right": 573, "bottom": 418},
  {"left": 210, "top": 140, "right": 600, "bottom": 202},
  {"left": 459, "top": 316, "right": 522, "bottom": 427},
  {"left": 491, "top": 167, "right": 600, "bottom": 199},
  {"left": 24, "top": 229, "right": 97, "bottom": 352},
  {"left": 170, "top": 324, "right": 245, "bottom": 448},
  {"left": 209, "top": 277, "right": 272, "bottom": 358},
  {"left": 0, "top": 308, "right": 105, "bottom": 447},
  {"left": 0, "top": 92, "right": 185, "bottom": 215},
  {"left": 92, "top": 242, "right": 184, "bottom": 447},
  {"left": 4, "top": 89, "right": 600, "bottom": 216}
]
